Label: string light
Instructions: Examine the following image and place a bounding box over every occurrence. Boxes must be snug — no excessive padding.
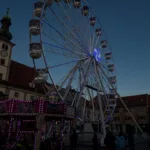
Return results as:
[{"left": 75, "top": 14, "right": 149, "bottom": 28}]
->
[
  {"left": 16, "top": 120, "right": 21, "bottom": 140},
  {"left": 7, "top": 116, "right": 13, "bottom": 148},
  {"left": 34, "top": 132, "right": 37, "bottom": 150}
]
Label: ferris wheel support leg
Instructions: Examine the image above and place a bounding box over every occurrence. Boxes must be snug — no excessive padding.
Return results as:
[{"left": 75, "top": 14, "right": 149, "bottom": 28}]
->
[
  {"left": 72, "top": 59, "right": 92, "bottom": 107},
  {"left": 94, "top": 61, "right": 106, "bottom": 145},
  {"left": 86, "top": 86, "right": 95, "bottom": 122},
  {"left": 97, "top": 66, "right": 113, "bottom": 123},
  {"left": 98, "top": 64, "right": 143, "bottom": 134},
  {"left": 80, "top": 67, "right": 95, "bottom": 122},
  {"left": 82, "top": 97, "right": 86, "bottom": 121}
]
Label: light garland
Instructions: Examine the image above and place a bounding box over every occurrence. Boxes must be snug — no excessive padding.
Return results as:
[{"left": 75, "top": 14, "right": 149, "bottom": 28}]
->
[
  {"left": 39, "top": 98, "right": 42, "bottom": 113},
  {"left": 6, "top": 116, "right": 13, "bottom": 148},
  {"left": 19, "top": 131, "right": 35, "bottom": 133},
  {"left": 60, "top": 118, "right": 64, "bottom": 150},
  {"left": 34, "top": 132, "right": 37, "bottom": 150},
  {"left": 0, "top": 99, "right": 68, "bottom": 115},
  {"left": 16, "top": 120, "right": 21, "bottom": 140}
]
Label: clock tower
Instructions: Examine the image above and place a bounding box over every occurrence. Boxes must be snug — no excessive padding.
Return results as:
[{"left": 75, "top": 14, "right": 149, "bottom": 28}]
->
[{"left": 0, "top": 9, "right": 15, "bottom": 81}]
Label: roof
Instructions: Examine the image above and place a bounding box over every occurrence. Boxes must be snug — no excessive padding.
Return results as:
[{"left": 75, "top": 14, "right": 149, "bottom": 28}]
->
[
  {"left": 9, "top": 60, "right": 35, "bottom": 87},
  {"left": 0, "top": 60, "right": 45, "bottom": 94},
  {"left": 4, "top": 60, "right": 80, "bottom": 101},
  {"left": 87, "top": 94, "right": 150, "bottom": 109},
  {"left": 116, "top": 94, "right": 148, "bottom": 108},
  {"left": 0, "top": 36, "right": 15, "bottom": 46}
]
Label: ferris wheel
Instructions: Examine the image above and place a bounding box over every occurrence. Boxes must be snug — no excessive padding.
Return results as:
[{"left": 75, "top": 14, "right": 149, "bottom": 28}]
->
[{"left": 29, "top": 0, "right": 117, "bottom": 134}]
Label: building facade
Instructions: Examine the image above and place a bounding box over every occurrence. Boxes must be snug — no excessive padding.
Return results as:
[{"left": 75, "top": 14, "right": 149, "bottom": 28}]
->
[
  {"left": 113, "top": 94, "right": 150, "bottom": 133},
  {"left": 81, "top": 94, "right": 150, "bottom": 134},
  {"left": 0, "top": 11, "right": 46, "bottom": 101}
]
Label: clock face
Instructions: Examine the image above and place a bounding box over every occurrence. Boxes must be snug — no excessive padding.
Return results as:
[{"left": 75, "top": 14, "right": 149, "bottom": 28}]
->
[{"left": 0, "top": 50, "right": 8, "bottom": 58}]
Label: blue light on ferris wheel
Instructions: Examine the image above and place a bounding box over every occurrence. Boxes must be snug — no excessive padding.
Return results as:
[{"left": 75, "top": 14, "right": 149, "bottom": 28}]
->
[{"left": 93, "top": 48, "right": 101, "bottom": 62}]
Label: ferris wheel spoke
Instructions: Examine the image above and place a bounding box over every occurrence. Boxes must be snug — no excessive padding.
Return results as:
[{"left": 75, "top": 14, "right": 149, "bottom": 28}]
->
[
  {"left": 93, "top": 36, "right": 101, "bottom": 51},
  {"left": 47, "top": 57, "right": 88, "bottom": 69},
  {"left": 58, "top": 58, "right": 90, "bottom": 93},
  {"left": 47, "top": 7, "right": 86, "bottom": 54},
  {"left": 42, "top": 41, "right": 86, "bottom": 57},
  {"left": 47, "top": 62, "right": 79, "bottom": 92},
  {"left": 91, "top": 34, "right": 96, "bottom": 53},
  {"left": 41, "top": 19, "right": 85, "bottom": 53},
  {"left": 45, "top": 49, "right": 77, "bottom": 58},
  {"left": 58, "top": 2, "right": 87, "bottom": 51},
  {"left": 42, "top": 31, "right": 79, "bottom": 56}
]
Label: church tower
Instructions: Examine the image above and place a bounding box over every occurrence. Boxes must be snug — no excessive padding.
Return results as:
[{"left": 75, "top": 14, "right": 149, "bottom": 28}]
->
[{"left": 0, "top": 9, "right": 15, "bottom": 81}]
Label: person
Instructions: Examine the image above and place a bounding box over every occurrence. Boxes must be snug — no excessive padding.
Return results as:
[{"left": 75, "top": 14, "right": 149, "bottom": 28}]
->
[
  {"left": 51, "top": 131, "right": 57, "bottom": 150},
  {"left": 115, "top": 132, "right": 126, "bottom": 150},
  {"left": 0, "top": 130, "right": 6, "bottom": 149},
  {"left": 104, "top": 130, "right": 116, "bottom": 150},
  {"left": 127, "top": 133, "right": 135, "bottom": 150},
  {"left": 70, "top": 129, "right": 78, "bottom": 150},
  {"left": 92, "top": 133, "right": 98, "bottom": 150},
  {"left": 63, "top": 131, "right": 69, "bottom": 150},
  {"left": 122, "top": 132, "right": 127, "bottom": 150},
  {"left": 56, "top": 132, "right": 61, "bottom": 150}
]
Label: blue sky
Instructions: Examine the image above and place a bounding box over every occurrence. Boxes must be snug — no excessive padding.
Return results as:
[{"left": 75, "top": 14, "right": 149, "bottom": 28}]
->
[{"left": 0, "top": 0, "right": 150, "bottom": 96}]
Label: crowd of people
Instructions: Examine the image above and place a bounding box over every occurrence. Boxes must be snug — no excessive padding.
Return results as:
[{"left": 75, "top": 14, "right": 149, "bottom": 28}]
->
[
  {"left": 104, "top": 130, "right": 135, "bottom": 150},
  {"left": 92, "top": 129, "right": 135, "bottom": 150},
  {"left": 40, "top": 129, "right": 78, "bottom": 150},
  {"left": 0, "top": 127, "right": 145, "bottom": 150}
]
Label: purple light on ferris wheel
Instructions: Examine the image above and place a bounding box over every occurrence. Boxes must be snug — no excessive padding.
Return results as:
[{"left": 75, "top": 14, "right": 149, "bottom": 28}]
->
[{"left": 93, "top": 48, "right": 101, "bottom": 62}]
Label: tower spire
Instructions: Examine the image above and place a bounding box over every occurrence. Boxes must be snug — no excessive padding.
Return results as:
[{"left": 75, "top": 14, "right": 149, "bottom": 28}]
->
[
  {"left": 0, "top": 8, "right": 12, "bottom": 41},
  {"left": 6, "top": 8, "right": 10, "bottom": 17}
]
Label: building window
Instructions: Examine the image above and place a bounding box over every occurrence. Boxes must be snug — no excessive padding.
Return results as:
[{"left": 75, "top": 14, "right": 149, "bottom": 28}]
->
[
  {"left": 0, "top": 73, "right": 2, "bottom": 80},
  {"left": 5, "top": 45, "right": 8, "bottom": 50},
  {"left": 1, "top": 44, "right": 8, "bottom": 50},
  {"left": 114, "top": 117, "right": 120, "bottom": 121},
  {"left": 0, "top": 59, "right": 5, "bottom": 65},
  {"left": 115, "top": 109, "right": 119, "bottom": 113},
  {"left": 138, "top": 116, "right": 146, "bottom": 120},
  {"left": 124, "top": 108, "right": 130, "bottom": 112},
  {"left": 125, "top": 116, "right": 131, "bottom": 120},
  {"left": 14, "top": 92, "right": 19, "bottom": 98},
  {"left": 2, "top": 44, "right": 5, "bottom": 49}
]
